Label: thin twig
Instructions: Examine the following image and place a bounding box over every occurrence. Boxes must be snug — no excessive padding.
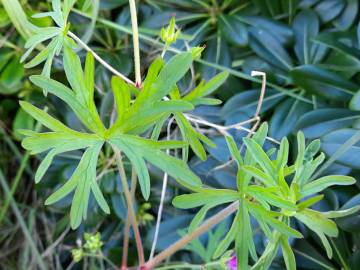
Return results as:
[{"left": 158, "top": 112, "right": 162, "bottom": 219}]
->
[
  {"left": 41, "top": 226, "right": 70, "bottom": 258},
  {"left": 143, "top": 201, "right": 239, "bottom": 270},
  {"left": 113, "top": 148, "right": 145, "bottom": 267},
  {"left": 67, "top": 31, "right": 135, "bottom": 85},
  {"left": 248, "top": 71, "right": 267, "bottom": 134},
  {"left": 185, "top": 114, "right": 279, "bottom": 145},
  {"left": 149, "top": 117, "right": 175, "bottom": 260},
  {"left": 121, "top": 167, "right": 138, "bottom": 270}
]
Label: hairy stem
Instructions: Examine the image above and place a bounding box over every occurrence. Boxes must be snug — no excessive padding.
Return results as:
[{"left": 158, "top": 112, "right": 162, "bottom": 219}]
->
[
  {"left": 121, "top": 167, "right": 138, "bottom": 269},
  {"left": 68, "top": 31, "right": 135, "bottom": 85},
  {"left": 128, "top": 0, "right": 141, "bottom": 85},
  {"left": 143, "top": 201, "right": 239, "bottom": 270},
  {"left": 114, "top": 148, "right": 145, "bottom": 267}
]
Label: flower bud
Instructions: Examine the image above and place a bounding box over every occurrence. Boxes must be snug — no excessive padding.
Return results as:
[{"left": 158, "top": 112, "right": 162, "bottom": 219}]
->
[
  {"left": 83, "top": 232, "right": 103, "bottom": 254},
  {"left": 71, "top": 248, "right": 83, "bottom": 262},
  {"left": 160, "top": 16, "right": 181, "bottom": 45},
  {"left": 191, "top": 45, "right": 206, "bottom": 59}
]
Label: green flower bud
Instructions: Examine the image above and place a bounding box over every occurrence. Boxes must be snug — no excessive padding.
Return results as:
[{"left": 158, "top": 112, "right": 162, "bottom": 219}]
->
[
  {"left": 191, "top": 45, "right": 206, "bottom": 60},
  {"left": 160, "top": 16, "right": 181, "bottom": 45},
  {"left": 83, "top": 232, "right": 103, "bottom": 254},
  {"left": 71, "top": 248, "right": 83, "bottom": 263}
]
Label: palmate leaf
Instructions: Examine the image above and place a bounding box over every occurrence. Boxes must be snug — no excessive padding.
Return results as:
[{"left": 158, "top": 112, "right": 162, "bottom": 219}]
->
[
  {"left": 109, "top": 53, "right": 195, "bottom": 136},
  {"left": 19, "top": 102, "right": 108, "bottom": 229},
  {"left": 21, "top": 49, "right": 207, "bottom": 228}
]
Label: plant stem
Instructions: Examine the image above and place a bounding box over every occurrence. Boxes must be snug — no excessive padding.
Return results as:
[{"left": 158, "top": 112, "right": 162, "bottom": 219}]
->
[
  {"left": 121, "top": 167, "right": 138, "bottom": 270},
  {"left": 0, "top": 152, "right": 30, "bottom": 225},
  {"left": 143, "top": 201, "right": 239, "bottom": 270},
  {"left": 128, "top": 0, "right": 141, "bottom": 86},
  {"left": 113, "top": 148, "right": 145, "bottom": 267},
  {"left": 0, "top": 120, "right": 42, "bottom": 225},
  {"left": 149, "top": 118, "right": 175, "bottom": 260},
  {"left": 68, "top": 31, "right": 135, "bottom": 85},
  {"left": 0, "top": 169, "right": 47, "bottom": 270}
]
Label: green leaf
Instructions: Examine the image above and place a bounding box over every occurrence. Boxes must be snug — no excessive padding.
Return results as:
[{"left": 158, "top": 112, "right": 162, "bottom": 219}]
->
[
  {"left": 213, "top": 212, "right": 239, "bottom": 259},
  {"left": 225, "top": 135, "right": 243, "bottom": 167},
  {"left": 175, "top": 112, "right": 214, "bottom": 161},
  {"left": 111, "top": 76, "right": 131, "bottom": 124},
  {"left": 110, "top": 134, "right": 202, "bottom": 193},
  {"left": 13, "top": 107, "right": 34, "bottom": 140},
  {"left": 133, "top": 53, "right": 192, "bottom": 110},
  {"left": 84, "top": 52, "right": 95, "bottom": 104},
  {"left": 350, "top": 90, "right": 360, "bottom": 111},
  {"left": 116, "top": 142, "right": 150, "bottom": 200},
  {"left": 249, "top": 203, "right": 303, "bottom": 238},
  {"left": 290, "top": 65, "right": 358, "bottom": 101},
  {"left": 24, "top": 38, "right": 56, "bottom": 68},
  {"left": 321, "top": 129, "right": 360, "bottom": 169},
  {"left": 297, "top": 194, "right": 324, "bottom": 211},
  {"left": 63, "top": 45, "right": 87, "bottom": 104},
  {"left": 219, "top": 15, "right": 248, "bottom": 46},
  {"left": 236, "top": 202, "right": 252, "bottom": 269},
  {"left": 188, "top": 204, "right": 214, "bottom": 233},
  {"left": 276, "top": 137, "right": 289, "bottom": 171},
  {"left": 243, "top": 137, "right": 275, "bottom": 178},
  {"left": 246, "top": 186, "right": 297, "bottom": 211},
  {"left": 25, "top": 27, "right": 61, "bottom": 49},
  {"left": 20, "top": 101, "right": 75, "bottom": 133},
  {"left": 322, "top": 205, "right": 360, "bottom": 218},
  {"left": 293, "top": 10, "right": 325, "bottom": 64},
  {"left": 44, "top": 143, "right": 108, "bottom": 229},
  {"left": 116, "top": 100, "right": 193, "bottom": 135},
  {"left": 90, "top": 177, "right": 110, "bottom": 214},
  {"left": 0, "top": 55, "right": 24, "bottom": 88},
  {"left": 314, "top": 32, "right": 360, "bottom": 68},
  {"left": 35, "top": 148, "right": 57, "bottom": 183},
  {"left": 242, "top": 165, "right": 275, "bottom": 187},
  {"left": 295, "top": 131, "right": 305, "bottom": 170},
  {"left": 251, "top": 232, "right": 281, "bottom": 270},
  {"left": 21, "top": 131, "right": 100, "bottom": 155},
  {"left": 280, "top": 236, "right": 296, "bottom": 270},
  {"left": 184, "top": 71, "right": 229, "bottom": 101},
  {"left": 1, "top": 0, "right": 37, "bottom": 39},
  {"left": 249, "top": 27, "right": 293, "bottom": 71},
  {"left": 141, "top": 57, "right": 164, "bottom": 96},
  {"left": 296, "top": 108, "right": 360, "bottom": 139},
  {"left": 172, "top": 189, "right": 238, "bottom": 209},
  {"left": 295, "top": 209, "right": 338, "bottom": 237},
  {"left": 295, "top": 209, "right": 338, "bottom": 258},
  {"left": 29, "top": 75, "right": 105, "bottom": 133},
  {"left": 301, "top": 175, "right": 355, "bottom": 197}
]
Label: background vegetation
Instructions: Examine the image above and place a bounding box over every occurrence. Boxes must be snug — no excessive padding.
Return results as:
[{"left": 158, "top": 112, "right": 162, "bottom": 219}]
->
[{"left": 0, "top": 0, "right": 359, "bottom": 269}]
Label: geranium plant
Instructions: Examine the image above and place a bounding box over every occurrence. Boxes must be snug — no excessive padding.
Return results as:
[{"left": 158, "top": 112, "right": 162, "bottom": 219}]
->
[{"left": 11, "top": 0, "right": 359, "bottom": 269}]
